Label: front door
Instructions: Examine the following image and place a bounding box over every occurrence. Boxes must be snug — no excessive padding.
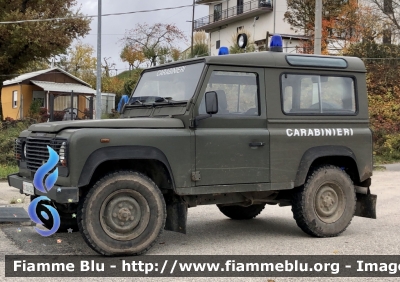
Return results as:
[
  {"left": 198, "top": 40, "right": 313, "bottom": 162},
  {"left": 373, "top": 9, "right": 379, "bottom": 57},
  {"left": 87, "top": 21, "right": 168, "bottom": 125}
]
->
[{"left": 194, "top": 66, "right": 270, "bottom": 186}]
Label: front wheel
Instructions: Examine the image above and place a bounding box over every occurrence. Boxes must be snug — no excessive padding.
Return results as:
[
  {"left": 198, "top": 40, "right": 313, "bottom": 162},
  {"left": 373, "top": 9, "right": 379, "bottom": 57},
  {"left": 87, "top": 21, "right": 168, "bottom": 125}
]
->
[
  {"left": 77, "top": 171, "right": 166, "bottom": 256},
  {"left": 291, "top": 165, "right": 356, "bottom": 237}
]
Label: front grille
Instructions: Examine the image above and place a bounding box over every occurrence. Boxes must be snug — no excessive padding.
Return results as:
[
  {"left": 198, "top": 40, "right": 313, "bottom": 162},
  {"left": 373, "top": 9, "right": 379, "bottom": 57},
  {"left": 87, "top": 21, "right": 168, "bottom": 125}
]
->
[
  {"left": 26, "top": 138, "right": 52, "bottom": 171},
  {"left": 25, "top": 138, "right": 63, "bottom": 171}
]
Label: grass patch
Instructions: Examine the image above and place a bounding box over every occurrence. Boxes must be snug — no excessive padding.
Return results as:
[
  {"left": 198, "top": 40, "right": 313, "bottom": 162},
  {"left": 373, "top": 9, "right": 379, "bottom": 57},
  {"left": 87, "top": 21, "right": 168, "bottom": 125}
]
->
[
  {"left": 373, "top": 165, "right": 387, "bottom": 171},
  {"left": 373, "top": 154, "right": 400, "bottom": 165},
  {"left": 0, "top": 164, "right": 18, "bottom": 180}
]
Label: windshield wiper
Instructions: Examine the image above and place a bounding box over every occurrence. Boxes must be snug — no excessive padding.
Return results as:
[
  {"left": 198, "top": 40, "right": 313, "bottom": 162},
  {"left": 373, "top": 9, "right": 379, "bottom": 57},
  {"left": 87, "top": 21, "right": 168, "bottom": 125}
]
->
[
  {"left": 154, "top": 97, "right": 172, "bottom": 103},
  {"left": 131, "top": 100, "right": 143, "bottom": 105},
  {"left": 125, "top": 101, "right": 153, "bottom": 108},
  {"left": 153, "top": 97, "right": 187, "bottom": 105}
]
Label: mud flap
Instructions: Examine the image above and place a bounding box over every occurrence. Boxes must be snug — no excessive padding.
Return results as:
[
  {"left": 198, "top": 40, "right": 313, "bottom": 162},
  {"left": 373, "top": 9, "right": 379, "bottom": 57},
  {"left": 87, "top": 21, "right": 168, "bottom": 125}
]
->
[
  {"left": 164, "top": 200, "right": 187, "bottom": 234},
  {"left": 354, "top": 193, "right": 377, "bottom": 219}
]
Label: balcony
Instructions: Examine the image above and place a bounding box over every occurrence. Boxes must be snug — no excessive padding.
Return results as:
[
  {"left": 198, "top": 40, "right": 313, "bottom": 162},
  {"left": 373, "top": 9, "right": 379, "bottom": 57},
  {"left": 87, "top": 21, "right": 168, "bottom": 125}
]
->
[{"left": 194, "top": 0, "right": 273, "bottom": 32}]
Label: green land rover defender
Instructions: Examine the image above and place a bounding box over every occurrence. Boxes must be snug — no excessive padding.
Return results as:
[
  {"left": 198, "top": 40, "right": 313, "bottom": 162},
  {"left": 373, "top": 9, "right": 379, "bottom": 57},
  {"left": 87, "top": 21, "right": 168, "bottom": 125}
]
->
[{"left": 8, "top": 49, "right": 377, "bottom": 256}]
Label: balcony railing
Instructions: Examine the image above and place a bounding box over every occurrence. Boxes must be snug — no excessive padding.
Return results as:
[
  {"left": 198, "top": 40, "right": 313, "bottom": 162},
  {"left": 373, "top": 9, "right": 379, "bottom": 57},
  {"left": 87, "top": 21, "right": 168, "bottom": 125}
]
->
[{"left": 194, "top": 0, "right": 272, "bottom": 30}]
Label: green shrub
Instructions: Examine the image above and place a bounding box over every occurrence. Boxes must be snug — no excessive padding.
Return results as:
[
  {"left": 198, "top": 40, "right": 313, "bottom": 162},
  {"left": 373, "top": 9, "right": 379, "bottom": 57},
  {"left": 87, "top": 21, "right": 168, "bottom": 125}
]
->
[{"left": 0, "top": 120, "right": 33, "bottom": 166}]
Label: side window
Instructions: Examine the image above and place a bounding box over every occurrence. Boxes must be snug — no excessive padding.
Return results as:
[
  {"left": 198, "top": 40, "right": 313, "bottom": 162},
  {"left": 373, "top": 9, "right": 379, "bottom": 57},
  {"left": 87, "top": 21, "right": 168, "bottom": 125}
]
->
[
  {"left": 281, "top": 74, "right": 356, "bottom": 115},
  {"left": 199, "top": 71, "right": 259, "bottom": 116}
]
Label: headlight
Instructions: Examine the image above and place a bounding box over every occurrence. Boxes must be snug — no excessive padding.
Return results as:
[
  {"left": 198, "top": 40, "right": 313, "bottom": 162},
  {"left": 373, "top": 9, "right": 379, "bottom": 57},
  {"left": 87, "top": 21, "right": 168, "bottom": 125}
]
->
[
  {"left": 59, "top": 142, "right": 67, "bottom": 166},
  {"left": 23, "top": 143, "right": 27, "bottom": 159}
]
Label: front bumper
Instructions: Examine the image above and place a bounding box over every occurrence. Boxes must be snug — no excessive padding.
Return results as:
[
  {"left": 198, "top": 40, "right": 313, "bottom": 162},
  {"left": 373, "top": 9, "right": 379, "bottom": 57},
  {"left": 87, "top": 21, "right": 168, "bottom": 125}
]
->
[{"left": 7, "top": 173, "right": 79, "bottom": 204}]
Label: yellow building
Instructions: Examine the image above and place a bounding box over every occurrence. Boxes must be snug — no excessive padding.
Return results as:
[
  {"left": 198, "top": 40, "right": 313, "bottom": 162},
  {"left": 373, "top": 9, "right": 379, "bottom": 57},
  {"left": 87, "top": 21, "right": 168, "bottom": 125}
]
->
[{"left": 1, "top": 67, "right": 96, "bottom": 120}]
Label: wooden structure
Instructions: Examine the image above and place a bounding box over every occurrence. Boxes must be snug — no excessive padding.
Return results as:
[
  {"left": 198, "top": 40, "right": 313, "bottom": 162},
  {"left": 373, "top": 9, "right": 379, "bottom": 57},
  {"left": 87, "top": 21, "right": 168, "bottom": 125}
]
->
[{"left": 1, "top": 67, "right": 96, "bottom": 120}]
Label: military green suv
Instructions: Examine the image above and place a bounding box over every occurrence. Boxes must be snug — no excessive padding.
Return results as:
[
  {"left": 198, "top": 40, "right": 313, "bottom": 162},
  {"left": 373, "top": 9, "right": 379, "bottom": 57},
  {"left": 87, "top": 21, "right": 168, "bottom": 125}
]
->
[{"left": 8, "top": 50, "right": 376, "bottom": 256}]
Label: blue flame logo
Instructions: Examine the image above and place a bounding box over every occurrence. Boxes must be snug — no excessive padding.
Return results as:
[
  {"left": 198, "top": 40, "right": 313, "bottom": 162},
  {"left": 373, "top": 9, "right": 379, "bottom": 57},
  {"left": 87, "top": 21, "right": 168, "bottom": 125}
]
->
[
  {"left": 28, "top": 146, "right": 61, "bottom": 236},
  {"left": 33, "top": 146, "right": 59, "bottom": 193}
]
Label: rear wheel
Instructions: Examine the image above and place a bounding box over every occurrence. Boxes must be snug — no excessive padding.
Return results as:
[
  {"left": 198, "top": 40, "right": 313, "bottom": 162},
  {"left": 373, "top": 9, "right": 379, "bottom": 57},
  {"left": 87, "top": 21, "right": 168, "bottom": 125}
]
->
[
  {"left": 77, "top": 171, "right": 166, "bottom": 256},
  {"left": 217, "top": 203, "right": 266, "bottom": 220},
  {"left": 291, "top": 165, "right": 356, "bottom": 237}
]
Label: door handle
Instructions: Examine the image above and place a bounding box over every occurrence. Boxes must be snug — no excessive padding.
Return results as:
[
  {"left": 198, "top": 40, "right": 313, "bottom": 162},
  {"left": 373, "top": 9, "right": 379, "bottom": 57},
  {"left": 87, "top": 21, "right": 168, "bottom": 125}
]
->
[{"left": 249, "top": 142, "right": 265, "bottom": 147}]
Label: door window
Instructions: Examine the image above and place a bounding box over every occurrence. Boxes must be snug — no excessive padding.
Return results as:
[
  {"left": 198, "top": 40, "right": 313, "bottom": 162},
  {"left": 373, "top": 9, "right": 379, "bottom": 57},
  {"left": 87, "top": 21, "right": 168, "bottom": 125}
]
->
[{"left": 199, "top": 71, "right": 259, "bottom": 116}]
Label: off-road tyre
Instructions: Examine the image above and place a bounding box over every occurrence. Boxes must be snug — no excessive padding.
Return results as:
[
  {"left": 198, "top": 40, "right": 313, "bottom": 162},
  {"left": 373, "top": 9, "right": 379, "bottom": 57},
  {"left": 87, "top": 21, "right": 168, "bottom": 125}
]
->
[
  {"left": 31, "top": 196, "right": 78, "bottom": 233},
  {"left": 217, "top": 203, "right": 266, "bottom": 220},
  {"left": 77, "top": 171, "right": 166, "bottom": 256},
  {"left": 292, "top": 165, "right": 356, "bottom": 237}
]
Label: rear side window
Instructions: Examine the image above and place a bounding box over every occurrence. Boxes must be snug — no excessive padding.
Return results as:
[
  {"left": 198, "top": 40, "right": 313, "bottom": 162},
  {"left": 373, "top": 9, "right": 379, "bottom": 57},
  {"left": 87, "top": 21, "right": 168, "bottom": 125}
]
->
[{"left": 281, "top": 74, "right": 356, "bottom": 115}]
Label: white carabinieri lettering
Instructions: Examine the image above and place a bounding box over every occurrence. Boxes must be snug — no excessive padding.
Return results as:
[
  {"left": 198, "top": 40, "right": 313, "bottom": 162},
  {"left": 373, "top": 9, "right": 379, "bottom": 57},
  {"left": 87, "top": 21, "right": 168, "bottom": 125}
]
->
[
  {"left": 286, "top": 128, "right": 355, "bottom": 137},
  {"left": 157, "top": 66, "right": 186, "bottom": 76}
]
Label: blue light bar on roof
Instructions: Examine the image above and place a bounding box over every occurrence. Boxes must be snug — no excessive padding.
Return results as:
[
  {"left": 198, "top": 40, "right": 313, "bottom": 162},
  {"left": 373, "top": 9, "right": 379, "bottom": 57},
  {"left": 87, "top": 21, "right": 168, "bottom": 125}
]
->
[
  {"left": 270, "top": 34, "right": 283, "bottom": 52},
  {"left": 218, "top": 47, "right": 229, "bottom": 55}
]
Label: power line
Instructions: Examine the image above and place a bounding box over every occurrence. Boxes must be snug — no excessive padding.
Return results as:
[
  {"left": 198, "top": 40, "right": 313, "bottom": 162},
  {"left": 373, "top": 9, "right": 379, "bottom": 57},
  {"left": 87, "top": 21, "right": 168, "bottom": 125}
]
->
[{"left": 0, "top": 4, "right": 195, "bottom": 24}]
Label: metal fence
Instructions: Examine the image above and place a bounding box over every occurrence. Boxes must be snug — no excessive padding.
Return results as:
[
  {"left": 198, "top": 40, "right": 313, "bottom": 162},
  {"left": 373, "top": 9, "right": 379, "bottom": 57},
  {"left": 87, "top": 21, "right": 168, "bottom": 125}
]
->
[{"left": 194, "top": 0, "right": 272, "bottom": 30}]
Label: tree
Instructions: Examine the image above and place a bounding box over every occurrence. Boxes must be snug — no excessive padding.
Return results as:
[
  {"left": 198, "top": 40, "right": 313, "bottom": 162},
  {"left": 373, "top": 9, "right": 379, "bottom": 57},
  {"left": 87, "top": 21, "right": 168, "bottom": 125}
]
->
[
  {"left": 56, "top": 41, "right": 97, "bottom": 86},
  {"left": 170, "top": 48, "right": 181, "bottom": 61},
  {"left": 191, "top": 31, "right": 209, "bottom": 58},
  {"left": 284, "top": 0, "right": 349, "bottom": 53},
  {"left": 120, "top": 44, "right": 145, "bottom": 70},
  {"left": 122, "top": 23, "right": 186, "bottom": 67},
  {"left": 332, "top": 2, "right": 386, "bottom": 53},
  {"left": 58, "top": 41, "right": 96, "bottom": 76},
  {"left": 284, "top": 0, "right": 347, "bottom": 34},
  {"left": 17, "top": 58, "right": 51, "bottom": 74},
  {"left": 0, "top": 0, "right": 90, "bottom": 119},
  {"left": 0, "top": 0, "right": 90, "bottom": 84},
  {"left": 369, "top": 0, "right": 400, "bottom": 41},
  {"left": 102, "top": 57, "right": 116, "bottom": 78}
]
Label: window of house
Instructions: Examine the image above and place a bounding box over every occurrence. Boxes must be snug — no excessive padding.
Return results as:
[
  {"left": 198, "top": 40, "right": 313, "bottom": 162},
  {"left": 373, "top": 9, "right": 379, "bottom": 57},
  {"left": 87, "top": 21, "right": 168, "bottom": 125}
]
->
[
  {"left": 216, "top": 40, "right": 220, "bottom": 49},
  {"left": 12, "top": 91, "right": 17, "bottom": 108},
  {"left": 214, "top": 4, "right": 222, "bottom": 21},
  {"left": 33, "top": 91, "right": 46, "bottom": 108},
  {"left": 281, "top": 74, "right": 356, "bottom": 115},
  {"left": 199, "top": 71, "right": 259, "bottom": 116}
]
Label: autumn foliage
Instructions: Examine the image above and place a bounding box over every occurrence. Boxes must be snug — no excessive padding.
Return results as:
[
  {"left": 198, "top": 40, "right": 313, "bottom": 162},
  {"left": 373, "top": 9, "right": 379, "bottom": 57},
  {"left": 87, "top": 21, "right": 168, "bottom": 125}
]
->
[{"left": 343, "top": 42, "right": 400, "bottom": 160}]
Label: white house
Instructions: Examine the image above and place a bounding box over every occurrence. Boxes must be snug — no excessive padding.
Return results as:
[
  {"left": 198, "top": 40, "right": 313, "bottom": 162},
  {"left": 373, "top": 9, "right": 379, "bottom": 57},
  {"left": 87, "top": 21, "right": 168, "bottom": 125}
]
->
[{"left": 194, "top": 0, "right": 307, "bottom": 55}]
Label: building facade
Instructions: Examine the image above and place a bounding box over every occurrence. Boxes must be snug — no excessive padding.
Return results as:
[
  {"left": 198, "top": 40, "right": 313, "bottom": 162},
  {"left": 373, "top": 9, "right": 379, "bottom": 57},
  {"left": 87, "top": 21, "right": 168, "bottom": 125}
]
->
[
  {"left": 194, "top": 0, "right": 306, "bottom": 55},
  {"left": 1, "top": 68, "right": 96, "bottom": 120}
]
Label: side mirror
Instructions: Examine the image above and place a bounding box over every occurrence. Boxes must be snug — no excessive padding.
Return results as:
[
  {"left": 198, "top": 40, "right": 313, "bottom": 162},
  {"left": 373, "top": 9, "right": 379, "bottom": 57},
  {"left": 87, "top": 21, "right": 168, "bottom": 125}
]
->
[
  {"left": 191, "top": 91, "right": 219, "bottom": 128},
  {"left": 205, "top": 91, "right": 218, "bottom": 114}
]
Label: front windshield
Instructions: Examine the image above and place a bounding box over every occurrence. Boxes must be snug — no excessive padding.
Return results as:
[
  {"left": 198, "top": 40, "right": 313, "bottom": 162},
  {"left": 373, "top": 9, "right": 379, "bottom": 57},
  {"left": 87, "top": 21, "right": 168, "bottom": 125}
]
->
[{"left": 131, "top": 63, "right": 204, "bottom": 103}]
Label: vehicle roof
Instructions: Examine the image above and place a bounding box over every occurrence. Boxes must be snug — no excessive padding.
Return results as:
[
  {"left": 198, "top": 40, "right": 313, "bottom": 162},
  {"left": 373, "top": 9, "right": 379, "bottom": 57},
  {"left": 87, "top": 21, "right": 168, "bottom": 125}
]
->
[{"left": 147, "top": 51, "right": 366, "bottom": 73}]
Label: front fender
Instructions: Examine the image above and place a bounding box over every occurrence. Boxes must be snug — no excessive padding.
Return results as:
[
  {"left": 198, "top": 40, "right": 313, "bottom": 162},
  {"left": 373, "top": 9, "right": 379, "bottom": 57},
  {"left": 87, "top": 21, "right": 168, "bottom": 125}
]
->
[{"left": 77, "top": 146, "right": 176, "bottom": 189}]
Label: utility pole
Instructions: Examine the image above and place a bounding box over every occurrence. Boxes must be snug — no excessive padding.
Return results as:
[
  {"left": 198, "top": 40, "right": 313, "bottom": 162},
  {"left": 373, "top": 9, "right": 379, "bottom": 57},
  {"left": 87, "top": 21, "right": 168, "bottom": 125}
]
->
[
  {"left": 95, "top": 0, "right": 102, "bottom": 119},
  {"left": 314, "top": 0, "right": 322, "bottom": 54},
  {"left": 191, "top": 0, "right": 195, "bottom": 57}
]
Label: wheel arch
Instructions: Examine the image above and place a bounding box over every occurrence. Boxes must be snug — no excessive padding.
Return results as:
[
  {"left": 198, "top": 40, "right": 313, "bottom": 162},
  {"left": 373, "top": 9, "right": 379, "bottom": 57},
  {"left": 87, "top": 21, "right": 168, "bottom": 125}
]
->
[
  {"left": 77, "top": 146, "right": 176, "bottom": 191},
  {"left": 294, "top": 146, "right": 360, "bottom": 187}
]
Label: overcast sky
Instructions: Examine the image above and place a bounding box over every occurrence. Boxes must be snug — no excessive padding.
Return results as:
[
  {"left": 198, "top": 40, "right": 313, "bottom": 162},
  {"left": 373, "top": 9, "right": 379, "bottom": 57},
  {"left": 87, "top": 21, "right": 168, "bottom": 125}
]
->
[{"left": 75, "top": 0, "right": 208, "bottom": 75}]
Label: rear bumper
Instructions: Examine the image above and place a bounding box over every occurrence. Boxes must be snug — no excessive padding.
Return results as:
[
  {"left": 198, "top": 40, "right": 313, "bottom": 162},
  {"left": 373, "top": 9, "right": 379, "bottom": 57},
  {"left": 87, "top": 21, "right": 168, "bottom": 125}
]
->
[{"left": 7, "top": 173, "right": 79, "bottom": 204}]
